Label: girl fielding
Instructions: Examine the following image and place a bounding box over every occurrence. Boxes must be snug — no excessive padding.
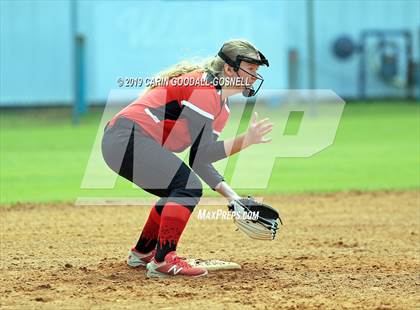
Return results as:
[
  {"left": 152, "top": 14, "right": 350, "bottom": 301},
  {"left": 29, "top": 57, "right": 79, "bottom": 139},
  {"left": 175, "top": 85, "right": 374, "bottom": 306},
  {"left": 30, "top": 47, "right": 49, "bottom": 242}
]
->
[{"left": 102, "top": 39, "right": 272, "bottom": 278}]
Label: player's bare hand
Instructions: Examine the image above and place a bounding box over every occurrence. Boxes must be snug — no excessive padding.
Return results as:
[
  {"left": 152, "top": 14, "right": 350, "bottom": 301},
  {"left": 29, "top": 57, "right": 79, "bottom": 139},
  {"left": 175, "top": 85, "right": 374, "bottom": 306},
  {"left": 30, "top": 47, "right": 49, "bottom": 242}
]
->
[{"left": 246, "top": 112, "right": 273, "bottom": 145}]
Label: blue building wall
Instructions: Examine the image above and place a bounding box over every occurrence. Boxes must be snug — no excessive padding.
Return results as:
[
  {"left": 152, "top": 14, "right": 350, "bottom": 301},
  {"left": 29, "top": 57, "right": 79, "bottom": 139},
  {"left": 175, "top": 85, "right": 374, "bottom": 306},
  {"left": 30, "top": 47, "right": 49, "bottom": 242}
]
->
[
  {"left": 1, "top": 0, "right": 419, "bottom": 106},
  {"left": 0, "top": 0, "right": 73, "bottom": 105},
  {"left": 77, "top": 0, "right": 287, "bottom": 103}
]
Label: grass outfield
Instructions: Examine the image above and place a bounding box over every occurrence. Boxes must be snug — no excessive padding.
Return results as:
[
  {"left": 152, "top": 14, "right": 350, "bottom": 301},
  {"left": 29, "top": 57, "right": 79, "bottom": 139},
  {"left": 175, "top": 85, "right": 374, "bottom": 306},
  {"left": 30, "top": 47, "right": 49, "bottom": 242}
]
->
[{"left": 1, "top": 102, "right": 419, "bottom": 204}]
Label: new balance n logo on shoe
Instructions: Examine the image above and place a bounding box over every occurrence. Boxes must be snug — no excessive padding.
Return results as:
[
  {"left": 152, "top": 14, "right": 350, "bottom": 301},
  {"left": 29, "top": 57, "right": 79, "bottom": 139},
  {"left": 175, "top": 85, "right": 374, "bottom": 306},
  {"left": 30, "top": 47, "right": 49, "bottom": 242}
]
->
[{"left": 168, "top": 265, "right": 183, "bottom": 275}]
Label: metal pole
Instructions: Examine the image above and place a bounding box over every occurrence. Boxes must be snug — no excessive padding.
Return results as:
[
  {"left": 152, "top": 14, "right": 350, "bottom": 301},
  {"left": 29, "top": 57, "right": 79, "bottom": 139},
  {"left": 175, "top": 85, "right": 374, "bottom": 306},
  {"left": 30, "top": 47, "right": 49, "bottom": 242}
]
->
[
  {"left": 418, "top": 27, "right": 420, "bottom": 102},
  {"left": 288, "top": 48, "right": 299, "bottom": 89},
  {"left": 76, "top": 35, "right": 86, "bottom": 114},
  {"left": 359, "top": 32, "right": 366, "bottom": 100},
  {"left": 306, "top": 0, "right": 316, "bottom": 89},
  {"left": 71, "top": 0, "right": 86, "bottom": 124},
  {"left": 71, "top": 0, "right": 78, "bottom": 124},
  {"left": 405, "top": 31, "right": 413, "bottom": 100}
]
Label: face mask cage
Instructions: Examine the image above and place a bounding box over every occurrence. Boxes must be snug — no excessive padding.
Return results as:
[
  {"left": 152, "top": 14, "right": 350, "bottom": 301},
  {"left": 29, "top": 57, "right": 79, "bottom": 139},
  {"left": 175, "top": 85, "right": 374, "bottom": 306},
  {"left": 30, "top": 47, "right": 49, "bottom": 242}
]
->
[
  {"left": 236, "top": 67, "right": 264, "bottom": 97},
  {"left": 217, "top": 45, "right": 269, "bottom": 97}
]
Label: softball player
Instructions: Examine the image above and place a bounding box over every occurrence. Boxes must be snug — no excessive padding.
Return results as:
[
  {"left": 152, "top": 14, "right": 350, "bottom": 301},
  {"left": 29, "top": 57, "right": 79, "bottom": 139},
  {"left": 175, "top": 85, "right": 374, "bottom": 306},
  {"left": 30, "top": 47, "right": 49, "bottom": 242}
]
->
[{"left": 102, "top": 39, "right": 272, "bottom": 278}]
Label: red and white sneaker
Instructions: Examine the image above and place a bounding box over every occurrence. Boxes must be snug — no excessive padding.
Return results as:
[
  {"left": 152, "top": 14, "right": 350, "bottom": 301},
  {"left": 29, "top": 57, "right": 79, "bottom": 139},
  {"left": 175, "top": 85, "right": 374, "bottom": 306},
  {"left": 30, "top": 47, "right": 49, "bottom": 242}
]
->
[
  {"left": 146, "top": 251, "right": 208, "bottom": 278},
  {"left": 127, "top": 247, "right": 156, "bottom": 267}
]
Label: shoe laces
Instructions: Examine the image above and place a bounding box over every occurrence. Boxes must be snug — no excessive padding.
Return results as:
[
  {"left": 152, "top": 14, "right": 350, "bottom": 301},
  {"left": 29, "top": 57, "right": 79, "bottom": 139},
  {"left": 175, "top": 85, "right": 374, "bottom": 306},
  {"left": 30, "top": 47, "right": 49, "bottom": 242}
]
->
[{"left": 171, "top": 255, "right": 191, "bottom": 269}]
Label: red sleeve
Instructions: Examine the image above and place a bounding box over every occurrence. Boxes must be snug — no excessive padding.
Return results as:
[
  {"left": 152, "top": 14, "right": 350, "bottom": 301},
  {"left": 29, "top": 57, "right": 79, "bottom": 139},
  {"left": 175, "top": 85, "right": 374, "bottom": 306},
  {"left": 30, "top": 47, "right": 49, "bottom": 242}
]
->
[{"left": 181, "top": 86, "right": 219, "bottom": 120}]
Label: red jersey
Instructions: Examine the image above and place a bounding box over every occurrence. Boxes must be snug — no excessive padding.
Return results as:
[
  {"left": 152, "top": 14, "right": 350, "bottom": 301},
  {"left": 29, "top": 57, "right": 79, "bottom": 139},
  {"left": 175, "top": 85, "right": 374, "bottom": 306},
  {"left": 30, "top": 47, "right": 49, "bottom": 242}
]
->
[{"left": 109, "top": 71, "right": 230, "bottom": 152}]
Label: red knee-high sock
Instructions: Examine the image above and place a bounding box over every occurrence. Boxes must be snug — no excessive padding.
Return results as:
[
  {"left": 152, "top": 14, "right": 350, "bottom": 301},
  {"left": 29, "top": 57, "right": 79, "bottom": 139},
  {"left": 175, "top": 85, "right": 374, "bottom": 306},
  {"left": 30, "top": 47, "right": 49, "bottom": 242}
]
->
[
  {"left": 135, "top": 205, "right": 161, "bottom": 253},
  {"left": 155, "top": 203, "right": 191, "bottom": 262}
]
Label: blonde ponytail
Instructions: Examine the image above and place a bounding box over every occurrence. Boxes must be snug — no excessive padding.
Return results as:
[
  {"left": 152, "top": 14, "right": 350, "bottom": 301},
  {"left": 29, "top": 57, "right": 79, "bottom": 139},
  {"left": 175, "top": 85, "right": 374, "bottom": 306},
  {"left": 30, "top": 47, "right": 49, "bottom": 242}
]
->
[{"left": 148, "top": 39, "right": 260, "bottom": 89}]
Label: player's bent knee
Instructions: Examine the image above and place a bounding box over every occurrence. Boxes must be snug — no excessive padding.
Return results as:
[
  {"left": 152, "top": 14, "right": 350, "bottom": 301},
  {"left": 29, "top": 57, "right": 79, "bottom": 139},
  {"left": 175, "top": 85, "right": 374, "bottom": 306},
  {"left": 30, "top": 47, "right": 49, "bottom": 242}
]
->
[{"left": 169, "top": 188, "right": 202, "bottom": 212}]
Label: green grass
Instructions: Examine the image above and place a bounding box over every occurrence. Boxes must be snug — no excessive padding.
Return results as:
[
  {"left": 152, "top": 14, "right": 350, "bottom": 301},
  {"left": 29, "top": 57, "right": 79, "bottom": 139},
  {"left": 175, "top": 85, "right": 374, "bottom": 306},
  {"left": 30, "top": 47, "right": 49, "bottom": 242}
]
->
[
  {"left": 1, "top": 102, "right": 419, "bottom": 204},
  {"left": 266, "top": 102, "right": 420, "bottom": 193}
]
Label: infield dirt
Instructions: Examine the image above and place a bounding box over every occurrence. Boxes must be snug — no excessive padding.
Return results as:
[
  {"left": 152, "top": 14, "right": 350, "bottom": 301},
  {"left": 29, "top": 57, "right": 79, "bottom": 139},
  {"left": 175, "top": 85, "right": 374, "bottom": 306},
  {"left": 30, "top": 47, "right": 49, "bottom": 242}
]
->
[{"left": 1, "top": 191, "right": 419, "bottom": 309}]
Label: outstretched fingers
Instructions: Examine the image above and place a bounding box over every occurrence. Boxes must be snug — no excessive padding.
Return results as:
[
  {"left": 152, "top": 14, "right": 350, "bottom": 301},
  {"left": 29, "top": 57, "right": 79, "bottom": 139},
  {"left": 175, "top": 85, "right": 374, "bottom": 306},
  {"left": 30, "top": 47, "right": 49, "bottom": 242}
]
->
[
  {"left": 259, "top": 125, "right": 273, "bottom": 136},
  {"left": 255, "top": 118, "right": 271, "bottom": 128},
  {"left": 260, "top": 137, "right": 272, "bottom": 143}
]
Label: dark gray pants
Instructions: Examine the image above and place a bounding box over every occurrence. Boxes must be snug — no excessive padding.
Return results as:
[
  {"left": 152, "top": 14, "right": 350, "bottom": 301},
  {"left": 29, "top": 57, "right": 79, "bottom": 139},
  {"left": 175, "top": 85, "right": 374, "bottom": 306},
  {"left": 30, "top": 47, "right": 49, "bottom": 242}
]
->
[{"left": 101, "top": 117, "right": 202, "bottom": 212}]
